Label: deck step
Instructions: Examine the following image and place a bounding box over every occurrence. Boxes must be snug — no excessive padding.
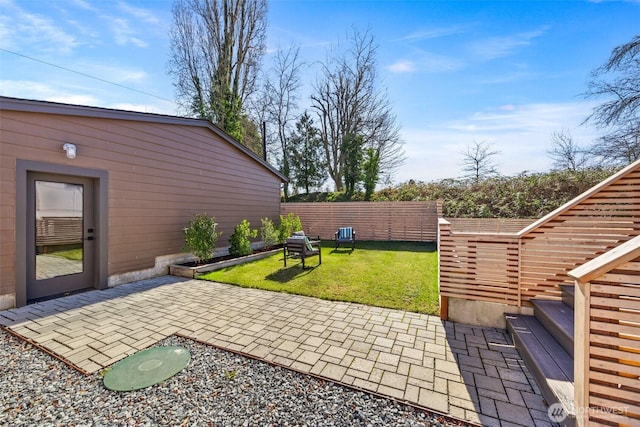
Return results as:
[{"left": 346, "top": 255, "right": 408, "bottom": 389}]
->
[
  {"left": 506, "top": 314, "right": 575, "bottom": 426},
  {"left": 531, "top": 299, "right": 574, "bottom": 358},
  {"left": 560, "top": 285, "right": 575, "bottom": 309}
]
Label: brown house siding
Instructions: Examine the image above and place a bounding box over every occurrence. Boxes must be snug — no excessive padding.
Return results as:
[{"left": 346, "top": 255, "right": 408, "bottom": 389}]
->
[{"left": 0, "top": 98, "right": 284, "bottom": 308}]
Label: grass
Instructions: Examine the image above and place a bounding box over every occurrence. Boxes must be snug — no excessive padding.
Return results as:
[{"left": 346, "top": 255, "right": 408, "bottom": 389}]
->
[
  {"left": 199, "top": 241, "right": 439, "bottom": 315},
  {"left": 49, "top": 248, "right": 83, "bottom": 261}
]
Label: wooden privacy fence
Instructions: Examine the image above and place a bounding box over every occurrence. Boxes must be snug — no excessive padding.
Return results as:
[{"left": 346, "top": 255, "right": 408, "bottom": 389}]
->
[
  {"left": 36, "top": 217, "right": 83, "bottom": 248},
  {"left": 280, "top": 201, "right": 442, "bottom": 241},
  {"left": 518, "top": 164, "right": 640, "bottom": 303},
  {"left": 569, "top": 236, "right": 640, "bottom": 426},
  {"left": 439, "top": 160, "right": 640, "bottom": 308},
  {"left": 438, "top": 219, "right": 523, "bottom": 306},
  {"left": 445, "top": 218, "right": 534, "bottom": 234}
]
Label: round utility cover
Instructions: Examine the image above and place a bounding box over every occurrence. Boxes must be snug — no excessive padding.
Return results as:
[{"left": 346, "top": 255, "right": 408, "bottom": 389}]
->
[{"left": 103, "top": 346, "right": 191, "bottom": 391}]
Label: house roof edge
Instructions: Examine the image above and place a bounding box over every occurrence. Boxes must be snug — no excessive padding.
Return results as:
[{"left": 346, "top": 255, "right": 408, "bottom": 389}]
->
[{"left": 0, "top": 96, "right": 286, "bottom": 182}]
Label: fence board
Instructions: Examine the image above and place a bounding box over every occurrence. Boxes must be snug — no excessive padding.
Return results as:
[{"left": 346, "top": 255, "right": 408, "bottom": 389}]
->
[
  {"left": 438, "top": 219, "right": 520, "bottom": 305},
  {"left": 584, "top": 253, "right": 640, "bottom": 425},
  {"left": 36, "top": 217, "right": 83, "bottom": 247},
  {"left": 280, "top": 201, "right": 441, "bottom": 241},
  {"left": 519, "top": 169, "right": 640, "bottom": 303},
  {"left": 446, "top": 218, "right": 533, "bottom": 234}
]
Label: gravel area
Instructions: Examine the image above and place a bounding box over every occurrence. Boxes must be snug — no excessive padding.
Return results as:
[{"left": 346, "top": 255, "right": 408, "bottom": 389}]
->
[{"left": 0, "top": 330, "right": 470, "bottom": 426}]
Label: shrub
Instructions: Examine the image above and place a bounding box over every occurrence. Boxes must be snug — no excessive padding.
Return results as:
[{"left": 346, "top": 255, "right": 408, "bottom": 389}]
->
[
  {"left": 277, "top": 213, "right": 303, "bottom": 243},
  {"left": 229, "top": 219, "right": 258, "bottom": 257},
  {"left": 184, "top": 213, "right": 222, "bottom": 264},
  {"left": 260, "top": 217, "right": 279, "bottom": 249}
]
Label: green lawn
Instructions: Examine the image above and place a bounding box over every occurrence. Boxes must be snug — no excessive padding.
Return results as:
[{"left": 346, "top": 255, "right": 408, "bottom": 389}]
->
[
  {"left": 50, "top": 248, "right": 83, "bottom": 261},
  {"left": 199, "top": 241, "right": 439, "bottom": 314}
]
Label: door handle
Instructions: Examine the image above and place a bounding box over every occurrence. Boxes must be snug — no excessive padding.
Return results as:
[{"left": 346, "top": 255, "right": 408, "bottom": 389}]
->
[{"left": 85, "top": 236, "right": 95, "bottom": 241}]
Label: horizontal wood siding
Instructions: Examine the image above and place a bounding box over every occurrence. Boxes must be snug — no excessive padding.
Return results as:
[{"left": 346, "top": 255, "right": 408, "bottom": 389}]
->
[
  {"left": 438, "top": 220, "right": 520, "bottom": 305},
  {"left": 280, "top": 201, "right": 441, "bottom": 241},
  {"left": 520, "top": 169, "right": 640, "bottom": 304},
  {"left": 1, "top": 108, "right": 282, "bottom": 298},
  {"left": 586, "top": 256, "right": 640, "bottom": 425}
]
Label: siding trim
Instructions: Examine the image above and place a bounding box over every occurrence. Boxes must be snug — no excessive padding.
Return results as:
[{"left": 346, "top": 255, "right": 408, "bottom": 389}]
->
[{"left": 15, "top": 160, "right": 108, "bottom": 306}]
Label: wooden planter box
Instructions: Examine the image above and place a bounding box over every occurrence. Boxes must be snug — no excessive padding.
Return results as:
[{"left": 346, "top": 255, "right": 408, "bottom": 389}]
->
[{"left": 169, "top": 248, "right": 281, "bottom": 279}]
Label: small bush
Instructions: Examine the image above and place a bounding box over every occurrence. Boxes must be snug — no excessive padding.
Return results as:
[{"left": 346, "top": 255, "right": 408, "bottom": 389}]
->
[
  {"left": 229, "top": 219, "right": 258, "bottom": 257},
  {"left": 184, "top": 213, "right": 222, "bottom": 263},
  {"left": 260, "top": 217, "right": 279, "bottom": 248},
  {"left": 277, "top": 213, "right": 303, "bottom": 243}
]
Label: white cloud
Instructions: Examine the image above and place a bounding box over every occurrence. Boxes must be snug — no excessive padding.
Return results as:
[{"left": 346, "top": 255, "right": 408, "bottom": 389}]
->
[
  {"left": 469, "top": 26, "right": 550, "bottom": 61},
  {"left": 393, "top": 25, "right": 466, "bottom": 42},
  {"left": 118, "top": 1, "right": 160, "bottom": 25},
  {"left": 110, "top": 17, "right": 149, "bottom": 47},
  {"left": 387, "top": 60, "right": 415, "bottom": 73},
  {"left": 68, "top": 0, "right": 99, "bottom": 12},
  {"left": 394, "top": 101, "right": 599, "bottom": 183},
  {"left": 0, "top": 79, "right": 98, "bottom": 105},
  {"left": 0, "top": 1, "right": 79, "bottom": 55},
  {"left": 47, "top": 94, "right": 101, "bottom": 105},
  {"left": 77, "top": 61, "right": 149, "bottom": 83},
  {"left": 109, "top": 102, "right": 177, "bottom": 115},
  {"left": 387, "top": 50, "right": 464, "bottom": 74},
  {"left": 0, "top": 78, "right": 177, "bottom": 115}
]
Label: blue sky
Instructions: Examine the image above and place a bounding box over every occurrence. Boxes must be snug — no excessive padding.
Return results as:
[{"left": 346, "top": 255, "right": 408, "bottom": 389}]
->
[{"left": 1, "top": 0, "right": 638, "bottom": 183}]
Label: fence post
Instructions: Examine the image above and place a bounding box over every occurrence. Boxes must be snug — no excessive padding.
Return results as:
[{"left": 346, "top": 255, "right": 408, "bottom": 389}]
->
[
  {"left": 573, "top": 278, "right": 590, "bottom": 427},
  {"left": 438, "top": 218, "right": 451, "bottom": 320}
]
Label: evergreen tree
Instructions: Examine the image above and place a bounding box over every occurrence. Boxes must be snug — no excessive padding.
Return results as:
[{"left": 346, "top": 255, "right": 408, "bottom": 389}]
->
[
  {"left": 362, "top": 147, "right": 381, "bottom": 200},
  {"left": 289, "top": 113, "right": 326, "bottom": 194},
  {"left": 342, "top": 133, "right": 364, "bottom": 196}
]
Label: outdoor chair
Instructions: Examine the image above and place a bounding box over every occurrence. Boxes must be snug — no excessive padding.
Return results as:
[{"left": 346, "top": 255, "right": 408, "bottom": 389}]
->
[
  {"left": 335, "top": 227, "right": 355, "bottom": 250},
  {"left": 283, "top": 234, "right": 321, "bottom": 269}
]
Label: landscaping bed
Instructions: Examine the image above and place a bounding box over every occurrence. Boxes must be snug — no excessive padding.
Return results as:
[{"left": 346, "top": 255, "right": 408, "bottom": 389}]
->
[{"left": 169, "top": 246, "right": 282, "bottom": 279}]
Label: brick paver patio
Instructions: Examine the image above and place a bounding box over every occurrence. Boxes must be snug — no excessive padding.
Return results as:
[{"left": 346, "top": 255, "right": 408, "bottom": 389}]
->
[{"left": 0, "top": 276, "right": 554, "bottom": 426}]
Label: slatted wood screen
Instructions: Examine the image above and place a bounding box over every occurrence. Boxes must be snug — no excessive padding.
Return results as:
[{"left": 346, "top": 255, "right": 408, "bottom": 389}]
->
[
  {"left": 588, "top": 259, "right": 640, "bottom": 426},
  {"left": 36, "top": 217, "right": 83, "bottom": 247},
  {"left": 280, "top": 201, "right": 442, "bottom": 241},
  {"left": 519, "top": 167, "right": 640, "bottom": 304},
  {"left": 571, "top": 242, "right": 640, "bottom": 427},
  {"left": 446, "top": 218, "right": 533, "bottom": 234},
  {"left": 438, "top": 160, "right": 640, "bottom": 309},
  {"left": 439, "top": 220, "right": 520, "bottom": 305}
]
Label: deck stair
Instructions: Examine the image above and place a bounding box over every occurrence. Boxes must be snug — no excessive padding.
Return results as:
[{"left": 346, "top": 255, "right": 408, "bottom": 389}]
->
[{"left": 506, "top": 286, "right": 576, "bottom": 427}]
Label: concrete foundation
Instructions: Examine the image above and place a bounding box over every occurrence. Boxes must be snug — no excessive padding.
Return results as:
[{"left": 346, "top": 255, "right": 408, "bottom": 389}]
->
[
  {"left": 447, "top": 297, "right": 533, "bottom": 329},
  {"left": 0, "top": 293, "right": 16, "bottom": 311}
]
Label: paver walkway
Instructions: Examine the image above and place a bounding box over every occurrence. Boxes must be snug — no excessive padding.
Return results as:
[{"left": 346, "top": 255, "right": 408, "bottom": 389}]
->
[{"left": 0, "top": 276, "right": 554, "bottom": 426}]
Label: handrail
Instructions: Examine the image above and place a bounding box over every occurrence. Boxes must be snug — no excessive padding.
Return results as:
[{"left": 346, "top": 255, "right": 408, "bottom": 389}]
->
[{"left": 518, "top": 159, "right": 640, "bottom": 238}]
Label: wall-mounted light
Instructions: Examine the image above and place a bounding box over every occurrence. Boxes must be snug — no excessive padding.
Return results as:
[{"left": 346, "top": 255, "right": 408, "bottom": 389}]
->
[{"left": 63, "top": 143, "right": 77, "bottom": 159}]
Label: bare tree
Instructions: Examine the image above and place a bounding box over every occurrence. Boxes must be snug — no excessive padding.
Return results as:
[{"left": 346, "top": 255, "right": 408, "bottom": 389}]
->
[
  {"left": 584, "top": 35, "right": 640, "bottom": 165},
  {"left": 257, "top": 45, "right": 303, "bottom": 200},
  {"left": 310, "top": 28, "right": 404, "bottom": 191},
  {"left": 461, "top": 140, "right": 500, "bottom": 183},
  {"left": 547, "top": 129, "right": 589, "bottom": 171},
  {"left": 168, "top": 0, "right": 267, "bottom": 148}
]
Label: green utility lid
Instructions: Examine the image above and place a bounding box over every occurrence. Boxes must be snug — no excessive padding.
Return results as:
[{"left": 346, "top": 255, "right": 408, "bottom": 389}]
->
[{"left": 103, "top": 345, "right": 191, "bottom": 391}]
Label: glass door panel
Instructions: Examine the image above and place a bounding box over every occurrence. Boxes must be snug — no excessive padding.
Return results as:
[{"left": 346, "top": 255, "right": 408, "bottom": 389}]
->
[
  {"left": 35, "top": 181, "right": 84, "bottom": 279},
  {"left": 27, "top": 172, "right": 95, "bottom": 302}
]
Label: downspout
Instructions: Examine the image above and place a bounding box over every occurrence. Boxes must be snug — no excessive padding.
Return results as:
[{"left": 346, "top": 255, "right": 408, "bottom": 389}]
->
[{"left": 262, "top": 121, "right": 267, "bottom": 161}]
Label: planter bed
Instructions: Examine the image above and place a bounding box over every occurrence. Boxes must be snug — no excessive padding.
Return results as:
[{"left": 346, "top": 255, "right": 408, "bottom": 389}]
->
[{"left": 169, "top": 247, "right": 281, "bottom": 279}]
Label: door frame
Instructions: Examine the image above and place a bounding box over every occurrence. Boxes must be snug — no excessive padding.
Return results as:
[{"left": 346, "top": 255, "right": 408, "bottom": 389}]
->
[
  {"left": 16, "top": 160, "right": 108, "bottom": 307},
  {"left": 27, "top": 173, "right": 95, "bottom": 300}
]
